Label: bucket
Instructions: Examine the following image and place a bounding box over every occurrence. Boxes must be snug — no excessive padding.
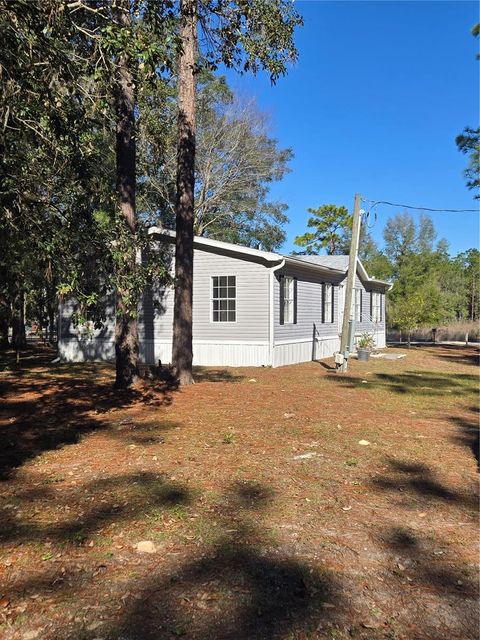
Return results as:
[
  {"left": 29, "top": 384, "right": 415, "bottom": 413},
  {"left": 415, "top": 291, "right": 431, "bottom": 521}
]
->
[{"left": 357, "top": 348, "right": 370, "bottom": 362}]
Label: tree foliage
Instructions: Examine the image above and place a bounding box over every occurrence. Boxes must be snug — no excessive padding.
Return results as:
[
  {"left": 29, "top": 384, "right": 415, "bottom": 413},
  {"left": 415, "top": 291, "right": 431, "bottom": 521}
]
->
[
  {"left": 456, "top": 23, "right": 479, "bottom": 199},
  {"left": 144, "top": 71, "right": 292, "bottom": 250},
  {"left": 0, "top": 0, "right": 175, "bottom": 369},
  {"left": 293, "top": 202, "right": 479, "bottom": 336},
  {"left": 456, "top": 127, "right": 480, "bottom": 199},
  {"left": 294, "top": 205, "right": 352, "bottom": 255},
  {"left": 381, "top": 213, "right": 479, "bottom": 337},
  {"left": 293, "top": 203, "right": 380, "bottom": 262},
  {"left": 1, "top": 0, "right": 300, "bottom": 383}
]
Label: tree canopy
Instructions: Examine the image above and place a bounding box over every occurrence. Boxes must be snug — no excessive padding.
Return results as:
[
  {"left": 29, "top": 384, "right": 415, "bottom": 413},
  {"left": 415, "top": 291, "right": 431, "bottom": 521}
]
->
[
  {"left": 293, "top": 205, "right": 352, "bottom": 255},
  {"left": 293, "top": 202, "right": 479, "bottom": 337},
  {"left": 143, "top": 71, "right": 292, "bottom": 250},
  {"left": 456, "top": 23, "right": 479, "bottom": 199},
  {"left": 373, "top": 213, "right": 480, "bottom": 336},
  {"left": 0, "top": 0, "right": 300, "bottom": 376},
  {"left": 456, "top": 127, "right": 480, "bottom": 199}
]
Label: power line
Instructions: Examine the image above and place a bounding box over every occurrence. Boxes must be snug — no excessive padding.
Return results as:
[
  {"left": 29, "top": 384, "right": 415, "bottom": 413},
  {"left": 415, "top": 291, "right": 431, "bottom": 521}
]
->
[{"left": 361, "top": 198, "right": 478, "bottom": 213}]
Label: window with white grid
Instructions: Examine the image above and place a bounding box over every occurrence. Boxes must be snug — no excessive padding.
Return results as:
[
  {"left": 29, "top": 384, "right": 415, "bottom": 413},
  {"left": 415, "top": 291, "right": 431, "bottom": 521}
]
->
[{"left": 212, "top": 276, "right": 236, "bottom": 322}]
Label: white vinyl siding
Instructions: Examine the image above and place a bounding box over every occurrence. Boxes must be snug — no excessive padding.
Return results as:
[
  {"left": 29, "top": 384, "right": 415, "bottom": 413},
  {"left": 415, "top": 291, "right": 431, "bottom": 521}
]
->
[
  {"left": 212, "top": 275, "right": 236, "bottom": 322},
  {"left": 60, "top": 239, "right": 389, "bottom": 367},
  {"left": 274, "top": 266, "right": 342, "bottom": 344},
  {"left": 149, "top": 248, "right": 270, "bottom": 342}
]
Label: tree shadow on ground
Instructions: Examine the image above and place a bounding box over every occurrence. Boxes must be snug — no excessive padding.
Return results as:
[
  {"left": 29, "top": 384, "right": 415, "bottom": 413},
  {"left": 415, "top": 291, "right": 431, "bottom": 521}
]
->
[
  {"left": 138, "top": 363, "right": 244, "bottom": 384},
  {"left": 327, "top": 369, "right": 478, "bottom": 397},
  {"left": 192, "top": 367, "right": 244, "bottom": 383},
  {"left": 0, "top": 349, "right": 176, "bottom": 480},
  {"left": 4, "top": 479, "right": 345, "bottom": 640},
  {"left": 430, "top": 344, "right": 480, "bottom": 368},
  {"left": 375, "top": 524, "right": 478, "bottom": 640},
  {"left": 111, "top": 542, "right": 338, "bottom": 640},
  {"left": 369, "top": 457, "right": 478, "bottom": 511},
  {"left": 0, "top": 471, "right": 192, "bottom": 545},
  {"left": 449, "top": 405, "right": 479, "bottom": 471},
  {"left": 0, "top": 344, "right": 54, "bottom": 371},
  {"left": 108, "top": 479, "right": 342, "bottom": 640},
  {"left": 316, "top": 360, "right": 336, "bottom": 371}
]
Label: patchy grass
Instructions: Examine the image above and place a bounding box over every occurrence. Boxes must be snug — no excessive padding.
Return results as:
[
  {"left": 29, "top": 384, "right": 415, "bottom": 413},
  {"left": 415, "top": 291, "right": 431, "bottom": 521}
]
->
[{"left": 0, "top": 343, "right": 478, "bottom": 640}]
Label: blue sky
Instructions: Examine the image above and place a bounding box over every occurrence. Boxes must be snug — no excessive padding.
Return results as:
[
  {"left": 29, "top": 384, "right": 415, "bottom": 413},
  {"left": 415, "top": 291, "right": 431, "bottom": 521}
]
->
[{"left": 224, "top": 0, "right": 479, "bottom": 256}]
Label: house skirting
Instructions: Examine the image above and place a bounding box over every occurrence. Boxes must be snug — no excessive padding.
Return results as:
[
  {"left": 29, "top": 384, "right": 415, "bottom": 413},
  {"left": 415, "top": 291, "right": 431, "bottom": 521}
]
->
[
  {"left": 59, "top": 333, "right": 383, "bottom": 368},
  {"left": 272, "top": 336, "right": 341, "bottom": 367},
  {"left": 141, "top": 340, "right": 271, "bottom": 367},
  {"left": 59, "top": 337, "right": 115, "bottom": 363},
  {"left": 59, "top": 337, "right": 271, "bottom": 368}
]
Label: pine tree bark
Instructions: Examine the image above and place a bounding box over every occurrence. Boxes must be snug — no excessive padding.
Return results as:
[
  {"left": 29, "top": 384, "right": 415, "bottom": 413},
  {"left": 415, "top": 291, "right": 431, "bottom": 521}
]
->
[
  {"left": 0, "top": 316, "right": 9, "bottom": 348},
  {"left": 12, "top": 289, "right": 26, "bottom": 350},
  {"left": 172, "top": 0, "right": 197, "bottom": 386},
  {"left": 113, "top": 0, "right": 139, "bottom": 388},
  {"left": 48, "top": 305, "right": 55, "bottom": 344}
]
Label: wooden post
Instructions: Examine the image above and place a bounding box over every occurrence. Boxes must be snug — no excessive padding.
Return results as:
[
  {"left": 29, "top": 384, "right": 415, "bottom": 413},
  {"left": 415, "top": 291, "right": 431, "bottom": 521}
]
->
[{"left": 338, "top": 194, "right": 362, "bottom": 372}]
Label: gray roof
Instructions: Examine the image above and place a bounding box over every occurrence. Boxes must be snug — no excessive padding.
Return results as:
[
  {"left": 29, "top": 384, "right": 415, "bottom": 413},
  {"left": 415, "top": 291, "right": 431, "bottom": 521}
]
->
[{"left": 288, "top": 254, "right": 349, "bottom": 271}]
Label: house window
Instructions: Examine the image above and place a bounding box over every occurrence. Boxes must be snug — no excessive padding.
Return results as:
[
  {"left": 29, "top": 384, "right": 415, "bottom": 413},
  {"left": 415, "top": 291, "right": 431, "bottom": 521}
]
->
[
  {"left": 353, "top": 288, "right": 362, "bottom": 322},
  {"left": 281, "top": 276, "right": 296, "bottom": 324},
  {"left": 372, "top": 292, "right": 382, "bottom": 322},
  {"left": 212, "top": 276, "right": 236, "bottom": 322},
  {"left": 322, "top": 283, "right": 334, "bottom": 323}
]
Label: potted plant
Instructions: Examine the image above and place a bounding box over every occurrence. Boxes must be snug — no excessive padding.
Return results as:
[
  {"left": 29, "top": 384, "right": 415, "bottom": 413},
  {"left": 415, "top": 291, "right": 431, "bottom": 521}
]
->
[{"left": 357, "top": 332, "right": 375, "bottom": 361}]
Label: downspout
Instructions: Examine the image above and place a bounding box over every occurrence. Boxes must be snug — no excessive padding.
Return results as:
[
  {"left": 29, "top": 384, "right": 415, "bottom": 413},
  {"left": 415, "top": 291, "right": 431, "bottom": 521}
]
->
[{"left": 269, "top": 259, "right": 285, "bottom": 367}]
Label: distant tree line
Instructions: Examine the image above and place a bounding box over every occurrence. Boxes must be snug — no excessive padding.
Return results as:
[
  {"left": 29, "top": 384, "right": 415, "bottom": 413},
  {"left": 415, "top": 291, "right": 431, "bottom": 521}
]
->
[{"left": 294, "top": 207, "right": 480, "bottom": 340}]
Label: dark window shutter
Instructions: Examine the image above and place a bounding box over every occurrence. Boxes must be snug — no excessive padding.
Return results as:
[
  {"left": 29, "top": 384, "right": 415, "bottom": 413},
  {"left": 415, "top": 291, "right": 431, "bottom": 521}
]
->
[
  {"left": 370, "top": 291, "right": 373, "bottom": 320},
  {"left": 331, "top": 285, "right": 335, "bottom": 323},
  {"left": 321, "top": 283, "right": 325, "bottom": 323},
  {"left": 293, "top": 278, "right": 298, "bottom": 324},
  {"left": 360, "top": 290, "right": 363, "bottom": 322},
  {"left": 279, "top": 275, "right": 285, "bottom": 325}
]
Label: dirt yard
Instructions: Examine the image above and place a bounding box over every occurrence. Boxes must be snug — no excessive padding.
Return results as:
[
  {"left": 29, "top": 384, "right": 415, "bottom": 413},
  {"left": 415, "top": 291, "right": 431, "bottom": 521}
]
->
[{"left": 0, "top": 344, "right": 478, "bottom": 640}]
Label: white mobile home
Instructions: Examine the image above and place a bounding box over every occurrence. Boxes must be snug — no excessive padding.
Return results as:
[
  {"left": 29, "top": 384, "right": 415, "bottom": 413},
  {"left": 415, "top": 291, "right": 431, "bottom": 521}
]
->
[{"left": 59, "top": 229, "right": 391, "bottom": 368}]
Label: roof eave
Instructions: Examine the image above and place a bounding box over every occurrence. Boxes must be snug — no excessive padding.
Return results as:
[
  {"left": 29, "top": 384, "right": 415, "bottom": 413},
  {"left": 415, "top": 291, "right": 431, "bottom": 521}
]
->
[
  {"left": 148, "top": 227, "right": 283, "bottom": 264},
  {"left": 148, "top": 229, "right": 394, "bottom": 288},
  {"left": 284, "top": 256, "right": 346, "bottom": 276}
]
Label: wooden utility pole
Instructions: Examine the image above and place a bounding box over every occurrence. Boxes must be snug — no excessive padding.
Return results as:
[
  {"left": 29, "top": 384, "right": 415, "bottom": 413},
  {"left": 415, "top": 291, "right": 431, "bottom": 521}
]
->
[{"left": 338, "top": 193, "right": 362, "bottom": 372}]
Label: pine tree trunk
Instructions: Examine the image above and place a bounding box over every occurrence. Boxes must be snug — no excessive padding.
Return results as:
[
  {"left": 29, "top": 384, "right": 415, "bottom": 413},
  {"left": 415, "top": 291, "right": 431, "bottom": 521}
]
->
[
  {"left": 12, "top": 289, "right": 26, "bottom": 350},
  {"left": 48, "top": 306, "right": 55, "bottom": 344},
  {"left": 172, "top": 0, "right": 197, "bottom": 386},
  {"left": 114, "top": 0, "right": 139, "bottom": 389},
  {"left": 0, "top": 316, "right": 9, "bottom": 348}
]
